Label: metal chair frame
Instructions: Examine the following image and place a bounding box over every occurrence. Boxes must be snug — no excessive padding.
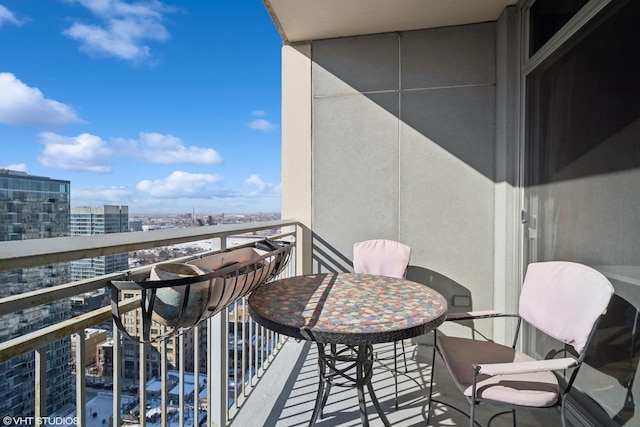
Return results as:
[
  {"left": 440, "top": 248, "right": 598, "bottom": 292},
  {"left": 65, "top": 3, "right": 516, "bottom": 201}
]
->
[{"left": 428, "top": 303, "right": 607, "bottom": 427}]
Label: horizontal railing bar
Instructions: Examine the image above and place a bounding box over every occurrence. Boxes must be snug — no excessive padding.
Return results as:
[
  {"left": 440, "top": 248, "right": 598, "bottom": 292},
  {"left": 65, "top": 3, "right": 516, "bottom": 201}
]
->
[
  {"left": 0, "top": 219, "right": 298, "bottom": 272},
  {"left": 0, "top": 298, "right": 140, "bottom": 364},
  {"left": 0, "top": 265, "right": 151, "bottom": 317},
  {"left": 0, "top": 230, "right": 296, "bottom": 318}
]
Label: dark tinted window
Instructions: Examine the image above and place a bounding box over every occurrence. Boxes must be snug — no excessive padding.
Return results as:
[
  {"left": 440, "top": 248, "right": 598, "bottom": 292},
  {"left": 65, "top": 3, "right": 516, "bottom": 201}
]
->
[{"left": 529, "top": 0, "right": 589, "bottom": 55}]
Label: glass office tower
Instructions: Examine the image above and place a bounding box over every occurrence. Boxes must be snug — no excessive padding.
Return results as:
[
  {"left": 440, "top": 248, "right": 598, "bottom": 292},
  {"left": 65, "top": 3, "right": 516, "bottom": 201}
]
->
[
  {"left": 0, "top": 169, "right": 72, "bottom": 415},
  {"left": 70, "top": 205, "right": 129, "bottom": 281}
]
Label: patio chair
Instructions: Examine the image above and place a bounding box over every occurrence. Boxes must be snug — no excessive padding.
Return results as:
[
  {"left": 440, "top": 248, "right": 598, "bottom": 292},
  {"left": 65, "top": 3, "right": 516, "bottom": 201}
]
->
[
  {"left": 428, "top": 261, "right": 614, "bottom": 427},
  {"left": 353, "top": 238, "right": 412, "bottom": 408}
]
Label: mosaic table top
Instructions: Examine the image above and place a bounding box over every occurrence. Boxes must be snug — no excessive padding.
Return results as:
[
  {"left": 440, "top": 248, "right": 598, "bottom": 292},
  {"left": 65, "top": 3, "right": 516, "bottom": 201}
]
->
[{"left": 248, "top": 273, "right": 448, "bottom": 344}]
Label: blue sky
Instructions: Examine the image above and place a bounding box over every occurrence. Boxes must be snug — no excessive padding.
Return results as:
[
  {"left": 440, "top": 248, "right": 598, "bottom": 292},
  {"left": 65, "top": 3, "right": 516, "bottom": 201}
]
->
[{"left": 0, "top": 0, "right": 283, "bottom": 214}]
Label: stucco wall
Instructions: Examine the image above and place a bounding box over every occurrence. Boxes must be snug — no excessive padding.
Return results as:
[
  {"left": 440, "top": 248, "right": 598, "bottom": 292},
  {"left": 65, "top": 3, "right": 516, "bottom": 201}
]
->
[
  {"left": 282, "top": 11, "right": 521, "bottom": 341},
  {"left": 310, "top": 22, "right": 498, "bottom": 321}
]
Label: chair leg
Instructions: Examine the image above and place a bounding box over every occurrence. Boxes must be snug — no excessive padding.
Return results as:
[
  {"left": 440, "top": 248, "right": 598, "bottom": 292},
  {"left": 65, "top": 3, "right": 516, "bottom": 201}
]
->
[
  {"left": 512, "top": 409, "right": 516, "bottom": 427},
  {"left": 470, "top": 364, "right": 480, "bottom": 427},
  {"left": 394, "top": 342, "right": 399, "bottom": 409},
  {"left": 561, "top": 394, "right": 567, "bottom": 427},
  {"left": 392, "top": 340, "right": 406, "bottom": 409},
  {"left": 470, "top": 403, "right": 476, "bottom": 427},
  {"left": 426, "top": 336, "right": 437, "bottom": 424}
]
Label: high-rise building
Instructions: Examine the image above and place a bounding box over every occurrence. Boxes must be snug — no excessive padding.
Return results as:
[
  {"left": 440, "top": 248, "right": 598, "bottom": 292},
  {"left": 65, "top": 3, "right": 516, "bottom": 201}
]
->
[
  {"left": 71, "top": 328, "right": 107, "bottom": 367},
  {"left": 70, "top": 205, "right": 129, "bottom": 280},
  {"left": 0, "top": 169, "right": 72, "bottom": 415},
  {"left": 120, "top": 297, "right": 197, "bottom": 379}
]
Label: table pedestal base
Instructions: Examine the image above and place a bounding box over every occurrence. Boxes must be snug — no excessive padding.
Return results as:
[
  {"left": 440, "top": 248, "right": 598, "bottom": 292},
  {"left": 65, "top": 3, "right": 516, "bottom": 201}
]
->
[{"left": 309, "top": 343, "right": 392, "bottom": 427}]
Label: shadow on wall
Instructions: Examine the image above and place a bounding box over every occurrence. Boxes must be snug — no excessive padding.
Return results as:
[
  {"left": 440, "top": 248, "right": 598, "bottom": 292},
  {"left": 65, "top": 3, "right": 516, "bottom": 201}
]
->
[
  {"left": 406, "top": 265, "right": 472, "bottom": 315},
  {"left": 312, "top": 25, "right": 500, "bottom": 183},
  {"left": 406, "top": 265, "right": 491, "bottom": 341},
  {"left": 312, "top": 233, "right": 352, "bottom": 274}
]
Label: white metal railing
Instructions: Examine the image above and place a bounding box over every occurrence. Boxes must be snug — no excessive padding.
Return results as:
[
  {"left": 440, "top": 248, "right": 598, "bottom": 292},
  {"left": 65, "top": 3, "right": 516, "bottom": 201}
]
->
[{"left": 0, "top": 219, "right": 299, "bottom": 426}]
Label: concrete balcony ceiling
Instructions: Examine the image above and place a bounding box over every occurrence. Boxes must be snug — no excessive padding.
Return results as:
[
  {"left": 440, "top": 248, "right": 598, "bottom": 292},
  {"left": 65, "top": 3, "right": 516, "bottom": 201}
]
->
[{"left": 263, "top": 0, "right": 518, "bottom": 43}]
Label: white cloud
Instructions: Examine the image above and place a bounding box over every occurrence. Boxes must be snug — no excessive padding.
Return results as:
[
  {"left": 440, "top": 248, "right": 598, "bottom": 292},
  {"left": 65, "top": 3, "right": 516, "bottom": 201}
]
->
[
  {"left": 116, "top": 132, "right": 223, "bottom": 164},
  {"left": 249, "top": 118, "right": 276, "bottom": 133},
  {"left": 33, "top": 130, "right": 221, "bottom": 175},
  {"left": 0, "top": 163, "right": 29, "bottom": 173},
  {"left": 73, "top": 185, "right": 133, "bottom": 203},
  {"left": 251, "top": 110, "right": 266, "bottom": 116},
  {"left": 38, "top": 132, "right": 113, "bottom": 173},
  {"left": 136, "top": 171, "right": 223, "bottom": 198},
  {"left": 245, "top": 174, "right": 266, "bottom": 191},
  {"left": 0, "top": 73, "right": 83, "bottom": 127},
  {"left": 0, "top": 4, "right": 23, "bottom": 27},
  {"left": 243, "top": 174, "right": 280, "bottom": 198},
  {"left": 67, "top": 0, "right": 170, "bottom": 18},
  {"left": 63, "top": 0, "right": 174, "bottom": 63}
]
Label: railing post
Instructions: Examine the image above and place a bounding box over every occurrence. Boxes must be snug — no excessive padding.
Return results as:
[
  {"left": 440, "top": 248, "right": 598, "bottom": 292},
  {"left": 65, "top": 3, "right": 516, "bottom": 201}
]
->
[
  {"left": 247, "top": 300, "right": 254, "bottom": 390},
  {"left": 139, "top": 341, "right": 147, "bottom": 427},
  {"left": 207, "top": 317, "right": 213, "bottom": 426},
  {"left": 74, "top": 332, "right": 86, "bottom": 426},
  {"left": 179, "top": 332, "right": 185, "bottom": 427},
  {"left": 161, "top": 326, "right": 168, "bottom": 427},
  {"left": 210, "top": 311, "right": 227, "bottom": 427},
  {"left": 193, "top": 324, "right": 200, "bottom": 426},
  {"left": 35, "top": 346, "right": 47, "bottom": 418},
  {"left": 296, "top": 223, "right": 312, "bottom": 275},
  {"left": 214, "top": 237, "right": 228, "bottom": 425},
  {"left": 231, "top": 306, "right": 238, "bottom": 409},
  {"left": 113, "top": 323, "right": 122, "bottom": 427}
]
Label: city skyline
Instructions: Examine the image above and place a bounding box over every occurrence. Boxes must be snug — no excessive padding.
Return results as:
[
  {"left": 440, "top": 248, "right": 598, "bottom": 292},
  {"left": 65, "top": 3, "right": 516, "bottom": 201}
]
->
[{"left": 0, "top": 1, "right": 283, "bottom": 214}]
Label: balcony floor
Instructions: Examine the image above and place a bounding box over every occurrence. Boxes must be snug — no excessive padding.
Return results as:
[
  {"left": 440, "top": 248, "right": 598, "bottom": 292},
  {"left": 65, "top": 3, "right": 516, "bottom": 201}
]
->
[{"left": 232, "top": 338, "right": 562, "bottom": 427}]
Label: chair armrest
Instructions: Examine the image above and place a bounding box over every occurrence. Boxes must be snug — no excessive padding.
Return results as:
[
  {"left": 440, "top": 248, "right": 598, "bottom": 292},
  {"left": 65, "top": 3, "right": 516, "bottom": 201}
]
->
[
  {"left": 445, "top": 310, "right": 515, "bottom": 321},
  {"left": 477, "top": 357, "right": 577, "bottom": 376}
]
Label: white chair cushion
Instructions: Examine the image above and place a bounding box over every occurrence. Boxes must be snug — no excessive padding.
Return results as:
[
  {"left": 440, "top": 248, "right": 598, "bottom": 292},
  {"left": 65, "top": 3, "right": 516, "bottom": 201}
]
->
[
  {"left": 437, "top": 336, "right": 560, "bottom": 408},
  {"left": 519, "top": 262, "right": 614, "bottom": 353},
  {"left": 353, "top": 239, "right": 411, "bottom": 279}
]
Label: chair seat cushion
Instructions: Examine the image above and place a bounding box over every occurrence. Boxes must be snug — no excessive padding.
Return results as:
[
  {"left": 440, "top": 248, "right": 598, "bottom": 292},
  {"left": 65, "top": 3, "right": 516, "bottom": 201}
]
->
[{"left": 436, "top": 336, "right": 560, "bottom": 407}]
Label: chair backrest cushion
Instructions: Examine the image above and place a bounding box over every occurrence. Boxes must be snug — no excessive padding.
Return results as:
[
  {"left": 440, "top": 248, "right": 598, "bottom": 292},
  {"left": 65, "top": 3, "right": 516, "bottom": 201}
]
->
[
  {"left": 519, "top": 261, "right": 614, "bottom": 354},
  {"left": 353, "top": 239, "right": 411, "bottom": 279}
]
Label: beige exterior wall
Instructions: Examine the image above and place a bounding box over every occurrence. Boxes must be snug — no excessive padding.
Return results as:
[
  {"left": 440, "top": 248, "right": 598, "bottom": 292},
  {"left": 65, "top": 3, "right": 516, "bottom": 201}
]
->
[
  {"left": 281, "top": 43, "right": 313, "bottom": 275},
  {"left": 279, "top": 12, "right": 522, "bottom": 343}
]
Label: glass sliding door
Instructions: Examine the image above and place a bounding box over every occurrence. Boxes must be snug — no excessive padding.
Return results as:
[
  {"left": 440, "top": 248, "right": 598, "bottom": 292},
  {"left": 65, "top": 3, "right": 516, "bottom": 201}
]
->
[{"left": 524, "top": 0, "right": 640, "bottom": 424}]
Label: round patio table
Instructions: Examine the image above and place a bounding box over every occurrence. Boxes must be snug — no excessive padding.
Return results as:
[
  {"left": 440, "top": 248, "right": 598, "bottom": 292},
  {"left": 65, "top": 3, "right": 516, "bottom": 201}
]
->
[{"left": 248, "top": 272, "right": 448, "bottom": 426}]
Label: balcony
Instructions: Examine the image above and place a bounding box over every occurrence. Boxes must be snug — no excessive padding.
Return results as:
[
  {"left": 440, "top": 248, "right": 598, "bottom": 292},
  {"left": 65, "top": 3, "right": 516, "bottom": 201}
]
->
[
  {"left": 0, "top": 220, "right": 297, "bottom": 426},
  {"left": 0, "top": 220, "right": 563, "bottom": 426}
]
